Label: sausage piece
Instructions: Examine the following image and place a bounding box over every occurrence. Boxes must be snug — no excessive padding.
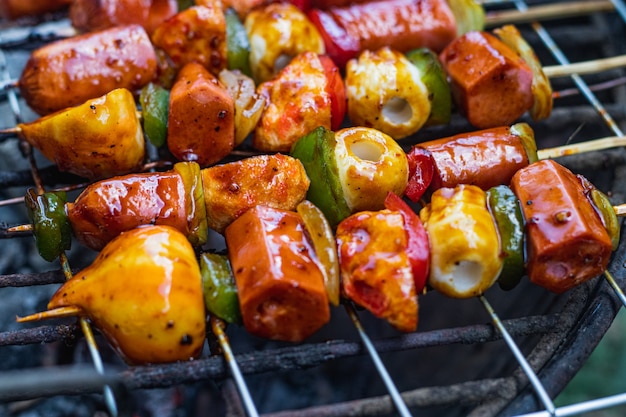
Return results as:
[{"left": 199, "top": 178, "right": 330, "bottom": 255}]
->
[
  {"left": 309, "top": 0, "right": 457, "bottom": 67},
  {"left": 225, "top": 205, "right": 330, "bottom": 342},
  {"left": 167, "top": 62, "right": 235, "bottom": 166},
  {"left": 19, "top": 25, "right": 158, "bottom": 115},
  {"left": 439, "top": 31, "right": 534, "bottom": 129},
  {"left": 424, "top": 125, "right": 531, "bottom": 191},
  {"left": 510, "top": 159, "right": 613, "bottom": 293},
  {"left": 67, "top": 171, "right": 189, "bottom": 251}
]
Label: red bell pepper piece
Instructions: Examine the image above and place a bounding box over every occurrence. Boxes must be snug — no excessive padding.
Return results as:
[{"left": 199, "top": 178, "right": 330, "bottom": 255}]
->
[
  {"left": 307, "top": 8, "right": 360, "bottom": 68},
  {"left": 405, "top": 146, "right": 434, "bottom": 202},
  {"left": 384, "top": 192, "right": 430, "bottom": 293},
  {"left": 319, "top": 55, "right": 346, "bottom": 131},
  {"left": 289, "top": 0, "right": 312, "bottom": 12}
]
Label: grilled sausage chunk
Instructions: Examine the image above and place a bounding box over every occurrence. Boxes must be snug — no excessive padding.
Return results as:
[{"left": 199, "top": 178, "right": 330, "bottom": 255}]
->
[
  {"left": 439, "top": 30, "right": 534, "bottom": 128},
  {"left": 67, "top": 171, "right": 190, "bottom": 251},
  {"left": 19, "top": 25, "right": 158, "bottom": 115},
  {"left": 424, "top": 124, "right": 533, "bottom": 191},
  {"left": 167, "top": 62, "right": 235, "bottom": 166},
  {"left": 226, "top": 205, "right": 330, "bottom": 342},
  {"left": 511, "top": 159, "right": 613, "bottom": 293},
  {"left": 309, "top": 0, "right": 457, "bottom": 67}
]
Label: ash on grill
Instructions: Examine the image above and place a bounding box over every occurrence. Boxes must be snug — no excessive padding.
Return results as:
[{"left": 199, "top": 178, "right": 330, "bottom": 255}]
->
[{"left": 1, "top": 2, "right": 626, "bottom": 417}]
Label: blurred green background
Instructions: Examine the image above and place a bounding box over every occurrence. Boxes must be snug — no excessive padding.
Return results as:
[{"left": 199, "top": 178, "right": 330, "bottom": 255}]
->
[{"left": 554, "top": 309, "right": 626, "bottom": 416}]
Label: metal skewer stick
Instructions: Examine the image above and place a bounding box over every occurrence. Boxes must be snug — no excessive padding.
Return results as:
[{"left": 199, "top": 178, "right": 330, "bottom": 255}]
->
[
  {"left": 609, "top": 0, "right": 626, "bottom": 22},
  {"left": 479, "top": 295, "right": 557, "bottom": 416},
  {"left": 344, "top": 302, "right": 413, "bottom": 417},
  {"left": 210, "top": 317, "right": 260, "bottom": 417}
]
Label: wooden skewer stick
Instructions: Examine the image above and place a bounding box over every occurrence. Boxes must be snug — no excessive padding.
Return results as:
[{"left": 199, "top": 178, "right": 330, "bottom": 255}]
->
[
  {"left": 537, "top": 135, "right": 626, "bottom": 159},
  {"left": 485, "top": 0, "right": 615, "bottom": 27},
  {"left": 613, "top": 204, "right": 626, "bottom": 217},
  {"left": 210, "top": 317, "right": 260, "bottom": 417},
  {"left": 543, "top": 55, "right": 626, "bottom": 78}
]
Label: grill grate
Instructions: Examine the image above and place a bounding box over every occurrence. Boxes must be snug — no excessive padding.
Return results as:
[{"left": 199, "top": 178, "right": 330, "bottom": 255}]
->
[{"left": 1, "top": 1, "right": 626, "bottom": 416}]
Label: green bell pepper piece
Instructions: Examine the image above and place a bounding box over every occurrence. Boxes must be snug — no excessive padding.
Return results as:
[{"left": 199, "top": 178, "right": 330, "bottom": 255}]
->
[
  {"left": 201, "top": 252, "right": 242, "bottom": 325},
  {"left": 225, "top": 7, "right": 252, "bottom": 77},
  {"left": 176, "top": 0, "right": 194, "bottom": 11},
  {"left": 140, "top": 83, "right": 170, "bottom": 148},
  {"left": 405, "top": 48, "right": 451, "bottom": 127},
  {"left": 486, "top": 185, "right": 525, "bottom": 291},
  {"left": 291, "top": 126, "right": 352, "bottom": 228},
  {"left": 24, "top": 189, "right": 72, "bottom": 262}
]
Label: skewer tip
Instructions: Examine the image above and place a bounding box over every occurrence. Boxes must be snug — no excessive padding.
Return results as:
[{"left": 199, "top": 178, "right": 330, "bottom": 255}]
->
[{"left": 16, "top": 306, "right": 83, "bottom": 323}]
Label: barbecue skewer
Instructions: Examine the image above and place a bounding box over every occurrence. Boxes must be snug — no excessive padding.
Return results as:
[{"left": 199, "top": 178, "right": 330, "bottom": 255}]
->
[
  {"left": 0, "top": 50, "right": 625, "bottom": 185},
  {"left": 0, "top": 128, "right": 624, "bottom": 244},
  {"left": 11, "top": 159, "right": 624, "bottom": 412},
  {"left": 0, "top": 50, "right": 625, "bottom": 128},
  {"left": 0, "top": 46, "right": 120, "bottom": 417},
  {"left": 1, "top": 2, "right": 620, "bottom": 120},
  {"left": 0, "top": 48, "right": 621, "bottom": 138},
  {"left": 0, "top": 0, "right": 613, "bottom": 50}
]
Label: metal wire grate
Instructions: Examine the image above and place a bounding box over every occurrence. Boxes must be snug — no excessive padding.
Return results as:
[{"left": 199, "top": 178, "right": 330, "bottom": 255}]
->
[{"left": 1, "top": 1, "right": 626, "bottom": 416}]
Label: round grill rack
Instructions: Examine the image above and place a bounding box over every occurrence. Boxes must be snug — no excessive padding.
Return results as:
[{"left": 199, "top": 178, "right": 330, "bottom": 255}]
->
[{"left": 1, "top": 1, "right": 626, "bottom": 416}]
